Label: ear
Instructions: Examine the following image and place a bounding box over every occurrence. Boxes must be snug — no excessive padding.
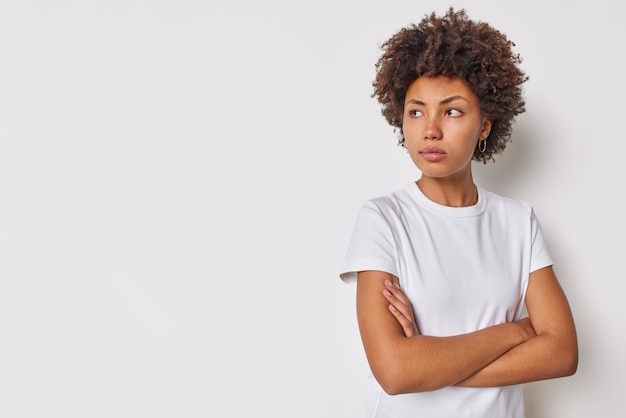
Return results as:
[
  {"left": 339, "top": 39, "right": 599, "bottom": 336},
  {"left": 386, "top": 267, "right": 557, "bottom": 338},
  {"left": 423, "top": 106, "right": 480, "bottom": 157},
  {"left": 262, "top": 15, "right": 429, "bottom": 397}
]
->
[{"left": 480, "top": 118, "right": 493, "bottom": 139}]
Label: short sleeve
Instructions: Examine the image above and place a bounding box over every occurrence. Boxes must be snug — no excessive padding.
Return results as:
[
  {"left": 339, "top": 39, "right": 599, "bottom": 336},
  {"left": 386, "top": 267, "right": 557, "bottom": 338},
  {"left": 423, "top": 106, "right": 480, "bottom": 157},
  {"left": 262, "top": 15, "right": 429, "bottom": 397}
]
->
[
  {"left": 530, "top": 208, "right": 553, "bottom": 273},
  {"left": 339, "top": 200, "right": 398, "bottom": 283}
]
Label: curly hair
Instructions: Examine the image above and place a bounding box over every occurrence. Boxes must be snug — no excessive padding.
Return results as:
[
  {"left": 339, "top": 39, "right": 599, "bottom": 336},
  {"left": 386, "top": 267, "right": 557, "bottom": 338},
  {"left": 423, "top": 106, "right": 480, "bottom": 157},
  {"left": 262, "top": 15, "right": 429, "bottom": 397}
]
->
[{"left": 372, "top": 8, "right": 528, "bottom": 163}]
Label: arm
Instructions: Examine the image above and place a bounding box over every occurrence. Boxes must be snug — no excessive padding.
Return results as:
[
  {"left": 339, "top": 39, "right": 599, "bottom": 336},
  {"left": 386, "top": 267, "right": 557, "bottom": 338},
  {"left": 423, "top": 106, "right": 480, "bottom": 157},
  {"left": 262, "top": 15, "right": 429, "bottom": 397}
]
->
[
  {"left": 456, "top": 266, "right": 578, "bottom": 387},
  {"left": 356, "top": 270, "right": 536, "bottom": 395}
]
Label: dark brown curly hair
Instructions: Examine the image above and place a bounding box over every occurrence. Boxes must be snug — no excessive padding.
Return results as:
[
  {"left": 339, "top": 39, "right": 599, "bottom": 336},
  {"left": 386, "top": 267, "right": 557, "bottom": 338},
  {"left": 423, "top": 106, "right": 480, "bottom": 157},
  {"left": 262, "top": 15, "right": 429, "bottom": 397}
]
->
[{"left": 373, "top": 8, "right": 528, "bottom": 163}]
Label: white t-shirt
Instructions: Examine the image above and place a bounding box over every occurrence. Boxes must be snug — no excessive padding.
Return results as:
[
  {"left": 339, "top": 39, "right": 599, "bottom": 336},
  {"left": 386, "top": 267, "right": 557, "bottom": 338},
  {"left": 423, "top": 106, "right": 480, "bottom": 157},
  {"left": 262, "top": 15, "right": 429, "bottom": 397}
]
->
[{"left": 340, "top": 183, "right": 553, "bottom": 418}]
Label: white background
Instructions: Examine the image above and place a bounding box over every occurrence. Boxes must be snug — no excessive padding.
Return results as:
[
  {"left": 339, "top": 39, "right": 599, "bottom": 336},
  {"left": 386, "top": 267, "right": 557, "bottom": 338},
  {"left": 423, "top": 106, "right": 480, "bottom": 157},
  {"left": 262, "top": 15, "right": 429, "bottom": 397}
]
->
[{"left": 0, "top": 1, "right": 622, "bottom": 417}]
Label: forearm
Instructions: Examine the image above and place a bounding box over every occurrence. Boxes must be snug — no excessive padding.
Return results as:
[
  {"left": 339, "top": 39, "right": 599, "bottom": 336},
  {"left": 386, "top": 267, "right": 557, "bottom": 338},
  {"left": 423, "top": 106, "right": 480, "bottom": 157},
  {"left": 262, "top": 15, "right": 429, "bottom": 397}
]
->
[
  {"left": 455, "top": 331, "right": 578, "bottom": 388},
  {"left": 379, "top": 321, "right": 529, "bottom": 394},
  {"left": 455, "top": 267, "right": 579, "bottom": 388}
]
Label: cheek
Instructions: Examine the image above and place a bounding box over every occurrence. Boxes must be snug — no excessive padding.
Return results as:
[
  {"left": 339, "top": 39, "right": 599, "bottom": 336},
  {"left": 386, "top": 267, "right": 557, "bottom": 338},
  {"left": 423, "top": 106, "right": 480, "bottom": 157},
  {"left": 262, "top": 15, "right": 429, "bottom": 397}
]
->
[{"left": 402, "top": 120, "right": 422, "bottom": 144}]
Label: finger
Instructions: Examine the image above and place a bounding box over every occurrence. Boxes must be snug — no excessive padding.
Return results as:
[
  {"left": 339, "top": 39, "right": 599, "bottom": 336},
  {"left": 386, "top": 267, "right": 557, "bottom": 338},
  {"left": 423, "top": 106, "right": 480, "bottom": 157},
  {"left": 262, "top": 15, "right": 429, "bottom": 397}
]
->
[
  {"left": 383, "top": 289, "right": 414, "bottom": 320},
  {"left": 389, "top": 304, "right": 416, "bottom": 337},
  {"left": 385, "top": 280, "right": 412, "bottom": 306},
  {"left": 383, "top": 288, "right": 410, "bottom": 310},
  {"left": 383, "top": 283, "right": 412, "bottom": 312}
]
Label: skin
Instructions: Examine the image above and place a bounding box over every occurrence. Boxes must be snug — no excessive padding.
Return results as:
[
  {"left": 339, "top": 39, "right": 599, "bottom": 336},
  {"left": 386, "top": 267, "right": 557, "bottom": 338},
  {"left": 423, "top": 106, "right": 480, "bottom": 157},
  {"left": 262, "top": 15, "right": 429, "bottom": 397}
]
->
[
  {"left": 356, "top": 76, "right": 578, "bottom": 394},
  {"left": 403, "top": 76, "right": 492, "bottom": 206}
]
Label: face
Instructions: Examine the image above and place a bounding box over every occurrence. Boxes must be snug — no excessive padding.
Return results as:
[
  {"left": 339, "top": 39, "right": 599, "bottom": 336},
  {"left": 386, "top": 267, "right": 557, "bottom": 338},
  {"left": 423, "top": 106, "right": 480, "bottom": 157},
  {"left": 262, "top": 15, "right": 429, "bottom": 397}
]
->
[{"left": 402, "top": 76, "right": 492, "bottom": 180}]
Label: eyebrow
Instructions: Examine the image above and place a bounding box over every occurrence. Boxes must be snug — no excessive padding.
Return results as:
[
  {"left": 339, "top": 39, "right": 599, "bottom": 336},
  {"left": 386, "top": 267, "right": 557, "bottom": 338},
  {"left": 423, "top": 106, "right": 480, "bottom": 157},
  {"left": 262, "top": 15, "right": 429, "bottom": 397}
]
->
[{"left": 406, "top": 95, "right": 469, "bottom": 106}]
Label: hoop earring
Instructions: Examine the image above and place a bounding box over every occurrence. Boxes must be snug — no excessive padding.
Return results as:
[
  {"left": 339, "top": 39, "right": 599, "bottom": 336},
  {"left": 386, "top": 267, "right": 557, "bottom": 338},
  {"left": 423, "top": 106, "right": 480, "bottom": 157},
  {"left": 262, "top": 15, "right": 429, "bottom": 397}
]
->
[{"left": 478, "top": 138, "right": 487, "bottom": 153}]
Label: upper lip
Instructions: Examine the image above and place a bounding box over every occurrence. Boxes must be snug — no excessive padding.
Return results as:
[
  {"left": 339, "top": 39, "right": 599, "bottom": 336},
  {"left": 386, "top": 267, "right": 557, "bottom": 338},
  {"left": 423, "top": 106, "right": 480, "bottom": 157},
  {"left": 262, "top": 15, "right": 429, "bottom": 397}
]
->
[{"left": 420, "top": 146, "right": 446, "bottom": 154}]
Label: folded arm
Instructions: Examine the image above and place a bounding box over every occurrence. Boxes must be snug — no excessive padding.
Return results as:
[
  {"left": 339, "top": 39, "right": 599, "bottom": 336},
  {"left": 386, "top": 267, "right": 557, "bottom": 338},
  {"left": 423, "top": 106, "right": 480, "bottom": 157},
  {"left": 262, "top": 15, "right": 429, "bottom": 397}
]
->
[
  {"left": 356, "top": 270, "right": 536, "bottom": 394},
  {"left": 455, "top": 266, "right": 578, "bottom": 387}
]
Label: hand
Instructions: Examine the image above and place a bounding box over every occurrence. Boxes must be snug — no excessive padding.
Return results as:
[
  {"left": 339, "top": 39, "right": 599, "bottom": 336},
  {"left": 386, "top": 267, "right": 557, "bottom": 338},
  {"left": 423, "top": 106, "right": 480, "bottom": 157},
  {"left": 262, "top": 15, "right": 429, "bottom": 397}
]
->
[{"left": 383, "top": 279, "right": 419, "bottom": 337}]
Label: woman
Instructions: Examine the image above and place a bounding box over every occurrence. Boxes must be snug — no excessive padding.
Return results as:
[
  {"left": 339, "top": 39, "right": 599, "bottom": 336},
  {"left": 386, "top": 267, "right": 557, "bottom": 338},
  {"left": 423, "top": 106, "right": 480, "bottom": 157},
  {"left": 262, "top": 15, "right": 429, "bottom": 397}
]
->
[{"left": 339, "top": 8, "right": 578, "bottom": 418}]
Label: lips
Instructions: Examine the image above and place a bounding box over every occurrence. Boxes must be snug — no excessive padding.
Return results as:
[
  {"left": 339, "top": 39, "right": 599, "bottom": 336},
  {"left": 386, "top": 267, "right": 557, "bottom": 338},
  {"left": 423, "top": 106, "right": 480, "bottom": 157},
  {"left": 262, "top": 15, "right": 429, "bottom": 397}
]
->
[{"left": 419, "top": 146, "right": 447, "bottom": 162}]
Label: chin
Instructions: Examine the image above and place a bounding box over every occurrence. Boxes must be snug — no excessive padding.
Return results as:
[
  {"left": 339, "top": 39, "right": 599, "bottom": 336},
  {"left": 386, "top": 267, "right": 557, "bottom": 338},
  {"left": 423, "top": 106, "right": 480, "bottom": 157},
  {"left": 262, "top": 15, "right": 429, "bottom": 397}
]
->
[{"left": 414, "top": 160, "right": 472, "bottom": 180}]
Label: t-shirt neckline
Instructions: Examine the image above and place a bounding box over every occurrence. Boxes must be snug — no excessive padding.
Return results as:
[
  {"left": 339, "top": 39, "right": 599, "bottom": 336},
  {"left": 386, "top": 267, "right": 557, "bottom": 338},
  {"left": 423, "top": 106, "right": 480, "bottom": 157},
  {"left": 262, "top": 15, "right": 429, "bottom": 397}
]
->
[{"left": 407, "top": 181, "right": 487, "bottom": 217}]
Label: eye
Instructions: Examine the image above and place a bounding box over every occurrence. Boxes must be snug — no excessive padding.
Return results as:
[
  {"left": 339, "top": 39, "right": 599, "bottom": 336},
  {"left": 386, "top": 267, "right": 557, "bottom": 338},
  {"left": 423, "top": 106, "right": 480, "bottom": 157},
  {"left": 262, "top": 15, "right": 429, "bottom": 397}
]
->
[
  {"left": 408, "top": 109, "right": 424, "bottom": 118},
  {"left": 446, "top": 108, "right": 463, "bottom": 117}
]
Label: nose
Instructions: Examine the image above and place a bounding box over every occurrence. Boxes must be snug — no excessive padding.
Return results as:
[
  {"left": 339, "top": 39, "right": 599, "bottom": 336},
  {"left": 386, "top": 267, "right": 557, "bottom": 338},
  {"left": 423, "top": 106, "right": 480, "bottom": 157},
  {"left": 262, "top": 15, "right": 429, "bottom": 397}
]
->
[{"left": 423, "top": 117, "right": 442, "bottom": 140}]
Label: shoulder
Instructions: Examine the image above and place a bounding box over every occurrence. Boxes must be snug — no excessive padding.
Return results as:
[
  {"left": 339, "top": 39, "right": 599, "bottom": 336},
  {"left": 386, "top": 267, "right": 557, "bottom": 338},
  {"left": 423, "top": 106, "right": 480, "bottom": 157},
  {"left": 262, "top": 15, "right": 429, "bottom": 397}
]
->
[
  {"left": 483, "top": 188, "right": 534, "bottom": 219},
  {"left": 360, "top": 185, "right": 414, "bottom": 219}
]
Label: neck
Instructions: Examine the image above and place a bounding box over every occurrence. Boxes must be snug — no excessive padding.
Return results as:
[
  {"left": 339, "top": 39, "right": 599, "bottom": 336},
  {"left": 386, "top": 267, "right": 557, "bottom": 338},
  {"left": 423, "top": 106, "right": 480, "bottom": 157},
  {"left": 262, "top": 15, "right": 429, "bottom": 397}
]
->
[{"left": 416, "top": 174, "right": 478, "bottom": 207}]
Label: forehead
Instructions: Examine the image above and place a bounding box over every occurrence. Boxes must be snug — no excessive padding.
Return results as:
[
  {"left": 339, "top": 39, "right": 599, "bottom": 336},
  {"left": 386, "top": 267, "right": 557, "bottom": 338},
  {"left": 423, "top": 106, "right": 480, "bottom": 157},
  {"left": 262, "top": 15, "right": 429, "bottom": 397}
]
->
[{"left": 405, "top": 76, "right": 479, "bottom": 104}]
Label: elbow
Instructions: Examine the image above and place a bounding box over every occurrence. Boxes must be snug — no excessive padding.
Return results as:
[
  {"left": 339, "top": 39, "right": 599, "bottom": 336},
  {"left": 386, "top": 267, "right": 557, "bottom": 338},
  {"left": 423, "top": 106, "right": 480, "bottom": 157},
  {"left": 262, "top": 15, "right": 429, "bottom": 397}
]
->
[
  {"left": 562, "top": 349, "right": 578, "bottom": 377},
  {"left": 371, "top": 363, "right": 405, "bottom": 395},
  {"left": 563, "top": 336, "right": 579, "bottom": 377},
  {"left": 372, "top": 362, "right": 432, "bottom": 395},
  {"left": 541, "top": 330, "right": 578, "bottom": 378},
  {"left": 377, "top": 373, "right": 406, "bottom": 396},
  {"left": 368, "top": 348, "right": 410, "bottom": 395},
  {"left": 554, "top": 342, "right": 578, "bottom": 378},
  {"left": 377, "top": 374, "right": 411, "bottom": 396},
  {"left": 366, "top": 339, "right": 442, "bottom": 395}
]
